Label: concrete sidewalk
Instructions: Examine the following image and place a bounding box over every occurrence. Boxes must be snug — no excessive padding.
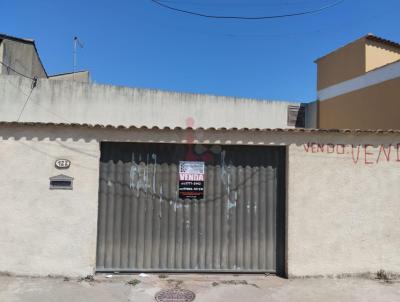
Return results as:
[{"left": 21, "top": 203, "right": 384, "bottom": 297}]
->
[{"left": 1, "top": 273, "right": 400, "bottom": 302}]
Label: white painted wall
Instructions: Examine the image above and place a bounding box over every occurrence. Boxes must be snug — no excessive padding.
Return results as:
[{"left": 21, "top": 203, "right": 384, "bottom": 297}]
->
[
  {"left": 288, "top": 137, "right": 400, "bottom": 277},
  {"left": 0, "top": 130, "right": 100, "bottom": 277},
  {"left": 0, "top": 75, "right": 300, "bottom": 129},
  {"left": 1, "top": 125, "right": 399, "bottom": 277}
]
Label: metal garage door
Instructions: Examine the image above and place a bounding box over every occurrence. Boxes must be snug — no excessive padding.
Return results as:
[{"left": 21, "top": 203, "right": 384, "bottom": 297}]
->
[{"left": 96, "top": 142, "right": 285, "bottom": 273}]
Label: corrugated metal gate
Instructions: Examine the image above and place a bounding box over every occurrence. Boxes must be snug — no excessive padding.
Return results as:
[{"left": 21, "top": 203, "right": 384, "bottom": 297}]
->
[{"left": 96, "top": 142, "right": 285, "bottom": 273}]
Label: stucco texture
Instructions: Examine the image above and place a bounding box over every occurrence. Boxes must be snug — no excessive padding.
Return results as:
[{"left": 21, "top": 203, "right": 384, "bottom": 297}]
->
[
  {"left": 316, "top": 37, "right": 366, "bottom": 90},
  {"left": 318, "top": 77, "right": 400, "bottom": 130},
  {"left": 0, "top": 133, "right": 100, "bottom": 277},
  {"left": 288, "top": 135, "right": 400, "bottom": 276},
  {"left": 1, "top": 39, "right": 47, "bottom": 79},
  {"left": 1, "top": 125, "right": 400, "bottom": 277},
  {"left": 0, "top": 75, "right": 300, "bottom": 129}
]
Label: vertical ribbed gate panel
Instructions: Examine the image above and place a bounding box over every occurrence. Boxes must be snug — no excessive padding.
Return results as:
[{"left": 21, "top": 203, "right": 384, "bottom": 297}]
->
[{"left": 96, "top": 143, "right": 285, "bottom": 273}]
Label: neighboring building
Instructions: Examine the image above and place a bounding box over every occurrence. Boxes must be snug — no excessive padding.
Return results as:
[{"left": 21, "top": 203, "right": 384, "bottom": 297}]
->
[
  {"left": 0, "top": 75, "right": 307, "bottom": 129},
  {"left": 49, "top": 70, "right": 90, "bottom": 83},
  {"left": 0, "top": 33, "right": 90, "bottom": 83},
  {"left": 0, "top": 33, "right": 47, "bottom": 79},
  {"left": 1, "top": 33, "right": 400, "bottom": 279},
  {"left": 0, "top": 33, "right": 306, "bottom": 128},
  {"left": 316, "top": 34, "right": 400, "bottom": 130}
]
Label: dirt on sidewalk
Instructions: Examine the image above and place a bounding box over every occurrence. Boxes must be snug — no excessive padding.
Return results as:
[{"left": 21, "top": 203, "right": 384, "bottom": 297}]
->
[{"left": 1, "top": 273, "right": 400, "bottom": 302}]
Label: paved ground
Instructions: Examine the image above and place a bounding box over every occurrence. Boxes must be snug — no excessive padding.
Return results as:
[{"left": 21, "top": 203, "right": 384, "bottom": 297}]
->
[{"left": 1, "top": 273, "right": 400, "bottom": 302}]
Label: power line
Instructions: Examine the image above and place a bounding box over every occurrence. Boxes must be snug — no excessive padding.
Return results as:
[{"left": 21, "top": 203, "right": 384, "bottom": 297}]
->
[
  {"left": 149, "top": 0, "right": 345, "bottom": 20},
  {"left": 17, "top": 77, "right": 37, "bottom": 121},
  {"left": 159, "top": 0, "right": 330, "bottom": 8},
  {"left": 1, "top": 60, "right": 73, "bottom": 123},
  {"left": 5, "top": 76, "right": 72, "bottom": 123},
  {"left": 0, "top": 60, "right": 40, "bottom": 121},
  {"left": 0, "top": 60, "right": 36, "bottom": 80},
  {"left": 2, "top": 60, "right": 76, "bottom": 123}
]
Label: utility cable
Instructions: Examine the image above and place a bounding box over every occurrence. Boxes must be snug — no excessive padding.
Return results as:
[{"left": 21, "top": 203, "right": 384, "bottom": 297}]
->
[
  {"left": 1, "top": 61, "right": 73, "bottom": 123},
  {"left": 149, "top": 0, "right": 345, "bottom": 20},
  {"left": 0, "top": 60, "right": 40, "bottom": 121},
  {"left": 0, "top": 60, "right": 36, "bottom": 80},
  {"left": 5, "top": 76, "right": 71, "bottom": 123},
  {"left": 159, "top": 0, "right": 330, "bottom": 8},
  {"left": 16, "top": 77, "right": 37, "bottom": 121}
]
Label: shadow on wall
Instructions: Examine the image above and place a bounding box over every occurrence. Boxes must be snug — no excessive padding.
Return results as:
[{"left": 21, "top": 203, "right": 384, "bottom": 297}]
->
[
  {"left": 1, "top": 124, "right": 309, "bottom": 145},
  {"left": 1, "top": 124, "right": 396, "bottom": 150},
  {"left": 304, "top": 102, "right": 318, "bottom": 129},
  {"left": 287, "top": 103, "right": 315, "bottom": 129}
]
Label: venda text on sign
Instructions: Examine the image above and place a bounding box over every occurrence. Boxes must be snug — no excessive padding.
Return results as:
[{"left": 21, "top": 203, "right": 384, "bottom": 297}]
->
[{"left": 178, "top": 161, "right": 205, "bottom": 200}]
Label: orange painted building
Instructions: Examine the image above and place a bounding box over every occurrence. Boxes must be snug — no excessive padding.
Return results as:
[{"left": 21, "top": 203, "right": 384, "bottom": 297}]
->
[{"left": 315, "top": 34, "right": 400, "bottom": 130}]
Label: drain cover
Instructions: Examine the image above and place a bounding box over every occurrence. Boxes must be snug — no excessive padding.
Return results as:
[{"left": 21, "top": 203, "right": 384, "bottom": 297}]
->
[{"left": 155, "top": 288, "right": 195, "bottom": 302}]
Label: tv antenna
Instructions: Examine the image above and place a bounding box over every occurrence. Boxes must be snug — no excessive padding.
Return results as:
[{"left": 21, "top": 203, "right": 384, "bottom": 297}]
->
[{"left": 73, "top": 36, "right": 84, "bottom": 81}]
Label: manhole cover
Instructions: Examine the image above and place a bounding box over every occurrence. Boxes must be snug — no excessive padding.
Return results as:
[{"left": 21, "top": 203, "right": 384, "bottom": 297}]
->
[{"left": 155, "top": 288, "right": 195, "bottom": 302}]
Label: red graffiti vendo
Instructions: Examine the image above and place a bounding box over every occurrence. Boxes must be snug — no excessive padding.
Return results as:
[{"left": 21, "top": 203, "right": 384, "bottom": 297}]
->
[{"left": 303, "top": 143, "right": 400, "bottom": 165}]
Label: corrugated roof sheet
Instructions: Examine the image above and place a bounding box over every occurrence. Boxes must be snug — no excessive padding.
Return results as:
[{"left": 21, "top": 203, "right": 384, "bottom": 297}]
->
[
  {"left": 366, "top": 34, "right": 400, "bottom": 49},
  {"left": 315, "top": 34, "right": 400, "bottom": 63},
  {"left": 0, "top": 121, "right": 399, "bottom": 134}
]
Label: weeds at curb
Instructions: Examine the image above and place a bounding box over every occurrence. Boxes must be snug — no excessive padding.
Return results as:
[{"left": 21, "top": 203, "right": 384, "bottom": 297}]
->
[
  {"left": 126, "top": 279, "right": 141, "bottom": 286},
  {"left": 376, "top": 270, "right": 392, "bottom": 283},
  {"left": 167, "top": 279, "right": 184, "bottom": 288},
  {"left": 78, "top": 275, "right": 95, "bottom": 283},
  {"left": 211, "top": 280, "right": 259, "bottom": 288}
]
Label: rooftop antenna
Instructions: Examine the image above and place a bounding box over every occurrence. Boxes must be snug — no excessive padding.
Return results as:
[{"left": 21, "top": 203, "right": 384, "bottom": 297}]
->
[{"left": 73, "top": 36, "right": 84, "bottom": 81}]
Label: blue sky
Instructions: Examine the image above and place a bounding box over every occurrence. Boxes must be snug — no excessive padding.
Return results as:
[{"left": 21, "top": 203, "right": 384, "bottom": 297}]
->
[{"left": 3, "top": 0, "right": 400, "bottom": 102}]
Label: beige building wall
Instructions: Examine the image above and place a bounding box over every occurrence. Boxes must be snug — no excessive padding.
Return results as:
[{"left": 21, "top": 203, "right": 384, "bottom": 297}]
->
[
  {"left": 316, "top": 36, "right": 400, "bottom": 91},
  {"left": 1, "top": 124, "right": 400, "bottom": 277},
  {"left": 0, "top": 129, "right": 100, "bottom": 277},
  {"left": 316, "top": 35, "right": 400, "bottom": 130},
  {"left": 288, "top": 135, "right": 400, "bottom": 276},
  {"left": 316, "top": 37, "right": 366, "bottom": 90},
  {"left": 366, "top": 39, "right": 400, "bottom": 72},
  {"left": 318, "top": 77, "right": 400, "bottom": 130}
]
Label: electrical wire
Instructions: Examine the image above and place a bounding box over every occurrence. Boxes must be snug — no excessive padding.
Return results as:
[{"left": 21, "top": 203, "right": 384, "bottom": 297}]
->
[
  {"left": 159, "top": 0, "right": 329, "bottom": 8},
  {"left": 149, "top": 0, "right": 345, "bottom": 20},
  {"left": 0, "top": 60, "right": 36, "bottom": 80},
  {"left": 0, "top": 60, "right": 39, "bottom": 121},
  {"left": 16, "top": 80, "right": 36, "bottom": 122},
  {"left": 5, "top": 76, "right": 71, "bottom": 123},
  {"left": 1, "top": 60, "right": 73, "bottom": 123}
]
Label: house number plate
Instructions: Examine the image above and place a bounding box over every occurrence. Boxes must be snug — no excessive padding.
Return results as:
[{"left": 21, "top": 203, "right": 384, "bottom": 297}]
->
[{"left": 55, "top": 159, "right": 71, "bottom": 169}]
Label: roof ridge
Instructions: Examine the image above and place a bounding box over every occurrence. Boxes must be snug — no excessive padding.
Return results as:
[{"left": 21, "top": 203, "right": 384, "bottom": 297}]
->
[
  {"left": 0, "top": 33, "right": 34, "bottom": 43},
  {"left": 0, "top": 121, "right": 399, "bottom": 135}
]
